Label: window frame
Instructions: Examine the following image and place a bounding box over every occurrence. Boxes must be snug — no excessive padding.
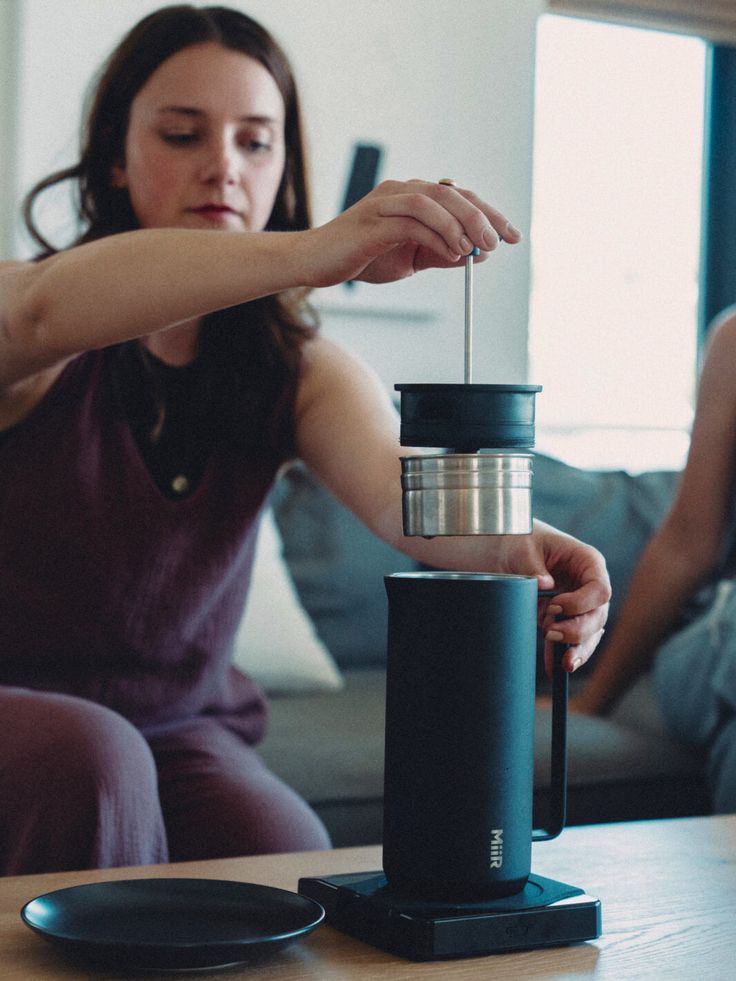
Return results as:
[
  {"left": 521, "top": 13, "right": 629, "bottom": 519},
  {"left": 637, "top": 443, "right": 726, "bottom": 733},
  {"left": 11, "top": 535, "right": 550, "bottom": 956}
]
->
[{"left": 699, "top": 45, "right": 736, "bottom": 354}]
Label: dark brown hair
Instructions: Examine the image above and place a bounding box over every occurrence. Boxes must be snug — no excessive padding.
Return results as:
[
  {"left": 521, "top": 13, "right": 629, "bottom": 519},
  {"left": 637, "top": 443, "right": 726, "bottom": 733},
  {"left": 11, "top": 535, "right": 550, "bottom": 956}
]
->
[{"left": 23, "top": 4, "right": 317, "bottom": 419}]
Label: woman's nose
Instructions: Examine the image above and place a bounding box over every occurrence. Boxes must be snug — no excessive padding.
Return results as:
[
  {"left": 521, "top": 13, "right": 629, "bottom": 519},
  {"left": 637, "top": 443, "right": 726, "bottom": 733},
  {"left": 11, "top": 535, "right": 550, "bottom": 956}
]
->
[{"left": 200, "top": 137, "right": 239, "bottom": 185}]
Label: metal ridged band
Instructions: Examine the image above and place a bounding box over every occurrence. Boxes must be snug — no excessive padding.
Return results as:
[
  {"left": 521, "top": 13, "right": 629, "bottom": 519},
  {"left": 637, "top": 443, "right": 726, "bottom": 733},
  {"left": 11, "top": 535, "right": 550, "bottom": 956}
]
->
[{"left": 400, "top": 453, "right": 534, "bottom": 536}]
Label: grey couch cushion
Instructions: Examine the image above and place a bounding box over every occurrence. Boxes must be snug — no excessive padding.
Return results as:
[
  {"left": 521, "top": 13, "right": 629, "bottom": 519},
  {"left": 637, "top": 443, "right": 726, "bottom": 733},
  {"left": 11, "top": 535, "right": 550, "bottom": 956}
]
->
[
  {"left": 260, "top": 668, "right": 707, "bottom": 846},
  {"left": 260, "top": 668, "right": 387, "bottom": 846},
  {"left": 263, "top": 668, "right": 386, "bottom": 802},
  {"left": 532, "top": 455, "right": 678, "bottom": 627}
]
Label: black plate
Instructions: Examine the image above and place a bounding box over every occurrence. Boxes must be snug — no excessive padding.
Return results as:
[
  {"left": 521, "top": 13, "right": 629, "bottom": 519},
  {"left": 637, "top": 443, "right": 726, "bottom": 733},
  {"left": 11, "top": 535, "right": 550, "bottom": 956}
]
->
[{"left": 21, "top": 877, "right": 325, "bottom": 971}]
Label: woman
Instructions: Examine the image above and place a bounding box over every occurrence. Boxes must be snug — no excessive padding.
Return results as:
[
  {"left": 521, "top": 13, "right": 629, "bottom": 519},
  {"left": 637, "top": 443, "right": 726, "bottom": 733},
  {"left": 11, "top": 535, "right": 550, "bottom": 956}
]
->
[
  {"left": 0, "top": 4, "right": 610, "bottom": 875},
  {"left": 571, "top": 305, "right": 736, "bottom": 813}
]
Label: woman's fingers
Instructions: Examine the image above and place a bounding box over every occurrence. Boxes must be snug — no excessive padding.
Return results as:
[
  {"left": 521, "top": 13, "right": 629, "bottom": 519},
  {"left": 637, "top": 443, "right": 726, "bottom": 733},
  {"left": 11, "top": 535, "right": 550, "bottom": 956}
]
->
[
  {"left": 308, "top": 178, "right": 521, "bottom": 288},
  {"left": 372, "top": 179, "right": 519, "bottom": 260},
  {"left": 537, "top": 579, "right": 610, "bottom": 678},
  {"left": 432, "top": 181, "right": 522, "bottom": 247},
  {"left": 544, "top": 627, "right": 607, "bottom": 678},
  {"left": 541, "top": 594, "right": 609, "bottom": 640},
  {"left": 374, "top": 185, "right": 483, "bottom": 259}
]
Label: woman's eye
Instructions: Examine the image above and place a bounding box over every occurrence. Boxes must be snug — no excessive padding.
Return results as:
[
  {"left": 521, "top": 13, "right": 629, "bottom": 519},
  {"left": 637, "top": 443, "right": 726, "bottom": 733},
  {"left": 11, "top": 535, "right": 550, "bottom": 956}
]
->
[
  {"left": 162, "top": 132, "right": 199, "bottom": 146},
  {"left": 239, "top": 131, "right": 273, "bottom": 155}
]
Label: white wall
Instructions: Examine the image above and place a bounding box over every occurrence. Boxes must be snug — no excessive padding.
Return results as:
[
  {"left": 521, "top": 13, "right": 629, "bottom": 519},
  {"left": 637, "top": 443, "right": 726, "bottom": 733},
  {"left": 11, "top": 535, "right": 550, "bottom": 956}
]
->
[
  {"left": 0, "top": 0, "right": 21, "bottom": 260},
  {"left": 5, "top": 0, "right": 543, "bottom": 386}
]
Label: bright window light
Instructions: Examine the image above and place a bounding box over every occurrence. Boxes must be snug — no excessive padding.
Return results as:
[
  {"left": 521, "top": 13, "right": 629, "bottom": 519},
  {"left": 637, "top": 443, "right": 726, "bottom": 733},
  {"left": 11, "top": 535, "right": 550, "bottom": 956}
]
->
[{"left": 529, "top": 15, "right": 707, "bottom": 472}]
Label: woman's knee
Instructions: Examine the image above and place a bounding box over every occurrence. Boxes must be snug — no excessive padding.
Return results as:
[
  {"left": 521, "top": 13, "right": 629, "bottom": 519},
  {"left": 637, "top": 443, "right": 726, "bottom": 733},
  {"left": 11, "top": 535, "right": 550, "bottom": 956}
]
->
[
  {"left": 0, "top": 689, "right": 167, "bottom": 873},
  {"left": 153, "top": 722, "right": 331, "bottom": 860},
  {"left": 4, "top": 689, "right": 158, "bottom": 798}
]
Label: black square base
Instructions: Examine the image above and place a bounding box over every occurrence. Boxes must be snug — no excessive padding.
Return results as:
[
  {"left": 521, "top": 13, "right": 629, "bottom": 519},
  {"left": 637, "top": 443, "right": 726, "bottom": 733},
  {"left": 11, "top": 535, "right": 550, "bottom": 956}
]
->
[{"left": 298, "top": 871, "right": 601, "bottom": 961}]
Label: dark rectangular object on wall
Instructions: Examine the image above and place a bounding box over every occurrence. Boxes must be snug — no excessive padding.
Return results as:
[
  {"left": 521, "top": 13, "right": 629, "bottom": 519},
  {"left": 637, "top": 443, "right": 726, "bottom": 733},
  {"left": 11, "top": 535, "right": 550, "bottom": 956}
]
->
[{"left": 341, "top": 143, "right": 383, "bottom": 211}]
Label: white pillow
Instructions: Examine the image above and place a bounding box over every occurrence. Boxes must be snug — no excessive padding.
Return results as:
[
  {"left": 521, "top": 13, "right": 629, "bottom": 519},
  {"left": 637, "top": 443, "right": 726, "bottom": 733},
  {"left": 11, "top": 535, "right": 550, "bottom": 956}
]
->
[{"left": 232, "top": 509, "right": 344, "bottom": 694}]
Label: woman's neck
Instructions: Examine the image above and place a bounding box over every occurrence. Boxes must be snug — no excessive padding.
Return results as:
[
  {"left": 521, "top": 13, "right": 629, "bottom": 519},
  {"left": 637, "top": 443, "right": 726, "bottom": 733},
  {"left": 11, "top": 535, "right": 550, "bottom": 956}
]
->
[{"left": 142, "top": 320, "right": 201, "bottom": 366}]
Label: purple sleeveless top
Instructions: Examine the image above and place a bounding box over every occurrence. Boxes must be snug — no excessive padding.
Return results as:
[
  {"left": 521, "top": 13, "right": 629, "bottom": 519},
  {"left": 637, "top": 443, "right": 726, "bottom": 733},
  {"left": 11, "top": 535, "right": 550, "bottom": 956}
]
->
[{"left": 0, "top": 349, "right": 297, "bottom": 740}]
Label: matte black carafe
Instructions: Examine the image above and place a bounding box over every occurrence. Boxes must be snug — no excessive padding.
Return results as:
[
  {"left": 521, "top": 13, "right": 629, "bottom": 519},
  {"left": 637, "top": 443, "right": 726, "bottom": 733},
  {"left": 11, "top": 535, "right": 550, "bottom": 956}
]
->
[{"left": 383, "top": 571, "right": 566, "bottom": 901}]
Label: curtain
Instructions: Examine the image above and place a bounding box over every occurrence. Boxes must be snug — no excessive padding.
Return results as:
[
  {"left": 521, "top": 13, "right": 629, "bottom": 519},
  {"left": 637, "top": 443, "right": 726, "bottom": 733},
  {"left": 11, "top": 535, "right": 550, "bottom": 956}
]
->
[{"left": 546, "top": 1, "right": 736, "bottom": 44}]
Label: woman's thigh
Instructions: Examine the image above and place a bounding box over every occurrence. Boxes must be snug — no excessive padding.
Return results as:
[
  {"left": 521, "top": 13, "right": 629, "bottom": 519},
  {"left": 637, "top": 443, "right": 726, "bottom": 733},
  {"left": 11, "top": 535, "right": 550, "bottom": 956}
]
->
[
  {"left": 653, "top": 582, "right": 736, "bottom": 746},
  {"left": 653, "top": 581, "right": 736, "bottom": 812},
  {"left": 149, "top": 718, "right": 331, "bottom": 861}
]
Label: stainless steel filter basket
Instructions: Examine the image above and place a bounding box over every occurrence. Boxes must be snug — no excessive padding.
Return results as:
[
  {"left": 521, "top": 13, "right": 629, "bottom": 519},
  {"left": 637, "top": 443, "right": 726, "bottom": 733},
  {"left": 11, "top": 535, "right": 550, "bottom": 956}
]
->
[{"left": 400, "top": 452, "right": 533, "bottom": 536}]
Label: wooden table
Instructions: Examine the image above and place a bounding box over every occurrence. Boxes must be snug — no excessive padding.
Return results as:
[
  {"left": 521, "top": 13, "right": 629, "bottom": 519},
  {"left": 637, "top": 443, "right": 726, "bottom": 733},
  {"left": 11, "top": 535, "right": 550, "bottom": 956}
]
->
[{"left": 1, "top": 814, "right": 734, "bottom": 979}]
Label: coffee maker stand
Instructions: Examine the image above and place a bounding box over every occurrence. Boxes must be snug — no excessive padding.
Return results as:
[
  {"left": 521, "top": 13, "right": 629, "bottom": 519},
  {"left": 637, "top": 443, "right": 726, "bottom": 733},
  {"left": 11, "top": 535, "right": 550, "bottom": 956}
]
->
[{"left": 298, "top": 871, "right": 601, "bottom": 961}]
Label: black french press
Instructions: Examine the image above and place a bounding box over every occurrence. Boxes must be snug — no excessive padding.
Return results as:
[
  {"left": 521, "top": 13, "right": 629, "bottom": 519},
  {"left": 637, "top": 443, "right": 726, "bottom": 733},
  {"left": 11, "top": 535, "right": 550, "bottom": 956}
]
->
[{"left": 300, "top": 227, "right": 601, "bottom": 960}]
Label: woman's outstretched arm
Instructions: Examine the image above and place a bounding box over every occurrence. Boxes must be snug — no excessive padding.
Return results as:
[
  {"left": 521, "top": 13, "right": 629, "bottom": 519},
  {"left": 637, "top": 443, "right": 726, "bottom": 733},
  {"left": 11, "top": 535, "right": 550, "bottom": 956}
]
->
[{"left": 0, "top": 179, "right": 518, "bottom": 388}]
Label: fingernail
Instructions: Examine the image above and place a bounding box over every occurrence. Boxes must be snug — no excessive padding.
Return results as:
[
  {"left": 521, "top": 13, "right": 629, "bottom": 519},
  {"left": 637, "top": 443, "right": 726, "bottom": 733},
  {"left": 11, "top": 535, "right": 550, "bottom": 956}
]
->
[
  {"left": 546, "top": 630, "right": 564, "bottom": 643},
  {"left": 547, "top": 604, "right": 563, "bottom": 617},
  {"left": 506, "top": 222, "right": 521, "bottom": 238},
  {"left": 482, "top": 227, "right": 498, "bottom": 249},
  {"left": 459, "top": 235, "right": 473, "bottom": 254}
]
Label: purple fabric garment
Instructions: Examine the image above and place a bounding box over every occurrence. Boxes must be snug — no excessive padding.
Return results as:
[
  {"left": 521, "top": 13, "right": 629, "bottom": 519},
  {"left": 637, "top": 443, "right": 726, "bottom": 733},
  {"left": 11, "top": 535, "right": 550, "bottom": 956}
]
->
[
  {"left": 0, "top": 686, "right": 330, "bottom": 874},
  {"left": 0, "top": 348, "right": 296, "bottom": 739}
]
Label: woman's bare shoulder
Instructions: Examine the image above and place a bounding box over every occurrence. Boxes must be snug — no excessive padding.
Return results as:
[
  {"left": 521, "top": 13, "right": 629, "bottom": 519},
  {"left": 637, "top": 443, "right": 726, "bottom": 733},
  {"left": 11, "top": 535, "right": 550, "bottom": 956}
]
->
[
  {"left": 0, "top": 258, "right": 43, "bottom": 329},
  {"left": 299, "top": 332, "right": 359, "bottom": 366},
  {"left": 0, "top": 257, "right": 38, "bottom": 284},
  {"left": 707, "top": 306, "right": 736, "bottom": 347},
  {"left": 698, "top": 308, "right": 736, "bottom": 389},
  {"left": 295, "top": 331, "right": 396, "bottom": 430},
  {"left": 297, "top": 332, "right": 378, "bottom": 389}
]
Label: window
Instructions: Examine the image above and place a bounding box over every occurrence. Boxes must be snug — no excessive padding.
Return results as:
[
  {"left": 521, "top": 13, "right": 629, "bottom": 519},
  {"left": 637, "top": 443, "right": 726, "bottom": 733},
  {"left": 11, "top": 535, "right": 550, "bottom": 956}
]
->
[{"left": 529, "top": 15, "right": 707, "bottom": 471}]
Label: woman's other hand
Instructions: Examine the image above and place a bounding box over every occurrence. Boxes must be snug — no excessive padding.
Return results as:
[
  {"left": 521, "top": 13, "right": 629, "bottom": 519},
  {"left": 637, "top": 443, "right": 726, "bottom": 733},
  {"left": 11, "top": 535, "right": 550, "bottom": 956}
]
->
[{"left": 490, "top": 520, "right": 611, "bottom": 678}]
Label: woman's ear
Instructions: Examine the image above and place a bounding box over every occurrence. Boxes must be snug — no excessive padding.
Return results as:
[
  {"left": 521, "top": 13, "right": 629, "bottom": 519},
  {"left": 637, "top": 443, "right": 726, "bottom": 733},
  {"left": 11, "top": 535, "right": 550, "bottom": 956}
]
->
[{"left": 110, "top": 161, "right": 128, "bottom": 189}]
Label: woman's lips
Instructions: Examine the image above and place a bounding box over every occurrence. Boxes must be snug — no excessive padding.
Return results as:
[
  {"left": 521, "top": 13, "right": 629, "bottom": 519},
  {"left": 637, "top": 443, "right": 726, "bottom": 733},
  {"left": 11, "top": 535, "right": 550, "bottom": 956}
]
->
[{"left": 189, "top": 205, "right": 242, "bottom": 223}]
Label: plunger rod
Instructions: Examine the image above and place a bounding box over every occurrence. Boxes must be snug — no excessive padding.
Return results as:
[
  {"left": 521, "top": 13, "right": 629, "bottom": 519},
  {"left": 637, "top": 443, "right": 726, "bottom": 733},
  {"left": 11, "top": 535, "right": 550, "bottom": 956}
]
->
[
  {"left": 439, "top": 178, "right": 478, "bottom": 386},
  {"left": 464, "top": 248, "right": 480, "bottom": 384}
]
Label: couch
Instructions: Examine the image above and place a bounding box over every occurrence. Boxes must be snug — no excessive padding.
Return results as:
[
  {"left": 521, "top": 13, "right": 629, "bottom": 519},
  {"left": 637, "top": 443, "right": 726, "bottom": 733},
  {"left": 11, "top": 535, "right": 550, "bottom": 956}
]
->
[{"left": 235, "top": 454, "right": 711, "bottom": 848}]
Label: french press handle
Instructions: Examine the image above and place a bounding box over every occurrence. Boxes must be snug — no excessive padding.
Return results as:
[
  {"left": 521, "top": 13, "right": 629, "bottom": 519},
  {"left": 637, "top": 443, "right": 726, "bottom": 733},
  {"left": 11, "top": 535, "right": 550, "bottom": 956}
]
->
[{"left": 532, "top": 640, "right": 568, "bottom": 841}]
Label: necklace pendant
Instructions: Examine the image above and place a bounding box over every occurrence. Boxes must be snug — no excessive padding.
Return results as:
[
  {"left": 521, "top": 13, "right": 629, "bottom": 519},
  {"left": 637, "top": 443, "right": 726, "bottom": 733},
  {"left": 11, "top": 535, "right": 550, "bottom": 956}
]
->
[{"left": 171, "top": 474, "right": 190, "bottom": 495}]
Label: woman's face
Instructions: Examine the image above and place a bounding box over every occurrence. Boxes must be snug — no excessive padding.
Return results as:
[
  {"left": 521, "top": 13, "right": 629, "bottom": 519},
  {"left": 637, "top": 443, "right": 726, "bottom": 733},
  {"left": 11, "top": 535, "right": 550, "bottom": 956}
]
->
[{"left": 112, "top": 42, "right": 286, "bottom": 232}]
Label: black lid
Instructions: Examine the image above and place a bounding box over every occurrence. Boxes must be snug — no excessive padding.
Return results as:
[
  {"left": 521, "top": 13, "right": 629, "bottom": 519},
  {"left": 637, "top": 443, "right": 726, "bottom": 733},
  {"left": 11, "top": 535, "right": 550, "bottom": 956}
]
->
[{"left": 395, "top": 383, "right": 542, "bottom": 450}]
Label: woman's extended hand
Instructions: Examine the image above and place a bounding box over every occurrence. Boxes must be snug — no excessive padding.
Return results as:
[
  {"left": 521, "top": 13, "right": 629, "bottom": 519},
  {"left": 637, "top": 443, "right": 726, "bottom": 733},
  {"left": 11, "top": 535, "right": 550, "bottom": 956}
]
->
[
  {"left": 489, "top": 520, "right": 611, "bottom": 677},
  {"left": 302, "top": 179, "right": 521, "bottom": 288}
]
